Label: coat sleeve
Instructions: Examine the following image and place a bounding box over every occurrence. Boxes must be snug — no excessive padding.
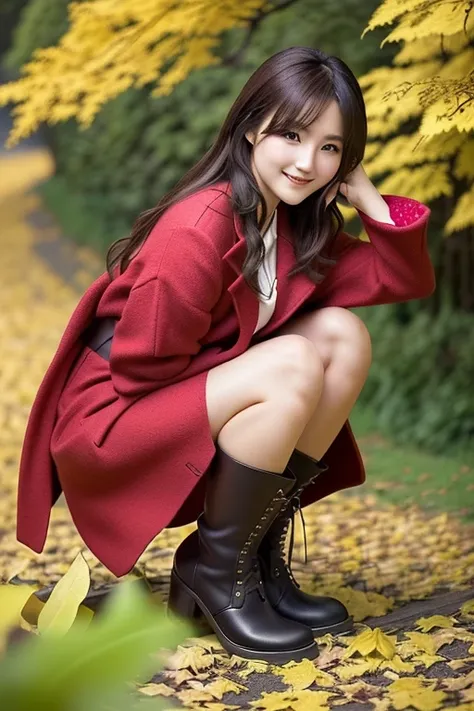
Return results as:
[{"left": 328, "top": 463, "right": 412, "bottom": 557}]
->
[
  {"left": 109, "top": 225, "right": 223, "bottom": 397},
  {"left": 317, "top": 194, "right": 436, "bottom": 308}
]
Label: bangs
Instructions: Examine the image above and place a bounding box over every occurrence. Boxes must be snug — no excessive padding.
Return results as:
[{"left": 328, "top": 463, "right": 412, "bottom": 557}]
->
[{"left": 262, "top": 74, "right": 338, "bottom": 135}]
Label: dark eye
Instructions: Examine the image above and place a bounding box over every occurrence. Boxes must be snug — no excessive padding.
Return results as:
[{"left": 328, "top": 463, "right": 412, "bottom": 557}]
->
[
  {"left": 282, "top": 131, "right": 299, "bottom": 142},
  {"left": 323, "top": 144, "right": 340, "bottom": 153}
]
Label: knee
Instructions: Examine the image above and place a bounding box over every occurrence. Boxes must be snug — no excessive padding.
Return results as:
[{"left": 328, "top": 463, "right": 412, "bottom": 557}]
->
[
  {"left": 274, "top": 335, "right": 325, "bottom": 405},
  {"left": 318, "top": 307, "right": 372, "bottom": 374}
]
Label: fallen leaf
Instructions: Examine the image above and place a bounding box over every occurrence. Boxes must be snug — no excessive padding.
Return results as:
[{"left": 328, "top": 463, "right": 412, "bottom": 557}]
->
[
  {"left": 344, "top": 628, "right": 396, "bottom": 660},
  {"left": 416, "top": 615, "right": 458, "bottom": 632},
  {"left": 403, "top": 631, "right": 437, "bottom": 655},
  {"left": 37, "top": 552, "right": 90, "bottom": 636},
  {"left": 277, "top": 659, "right": 317, "bottom": 691},
  {"left": 0, "top": 583, "right": 38, "bottom": 644},
  {"left": 166, "top": 644, "right": 215, "bottom": 674},
  {"left": 460, "top": 599, "right": 474, "bottom": 621},
  {"left": 388, "top": 677, "right": 447, "bottom": 711},
  {"left": 138, "top": 682, "right": 176, "bottom": 697}
]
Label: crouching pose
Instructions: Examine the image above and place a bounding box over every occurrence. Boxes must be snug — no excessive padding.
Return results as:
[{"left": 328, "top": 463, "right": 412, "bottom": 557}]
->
[{"left": 17, "top": 46, "right": 435, "bottom": 663}]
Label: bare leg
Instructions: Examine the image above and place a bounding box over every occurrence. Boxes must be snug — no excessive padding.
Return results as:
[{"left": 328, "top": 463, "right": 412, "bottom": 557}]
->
[
  {"left": 205, "top": 335, "right": 324, "bottom": 473},
  {"left": 274, "top": 307, "right": 372, "bottom": 461}
]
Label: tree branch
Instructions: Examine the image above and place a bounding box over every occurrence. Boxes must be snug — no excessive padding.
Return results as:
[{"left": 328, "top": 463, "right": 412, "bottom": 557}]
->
[{"left": 221, "top": 0, "right": 300, "bottom": 67}]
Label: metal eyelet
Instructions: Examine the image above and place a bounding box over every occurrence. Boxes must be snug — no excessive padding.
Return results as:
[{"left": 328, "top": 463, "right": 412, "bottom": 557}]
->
[
  {"left": 236, "top": 592, "right": 241, "bottom": 597},
  {"left": 237, "top": 581, "right": 242, "bottom": 585},
  {"left": 237, "top": 569, "right": 242, "bottom": 573}
]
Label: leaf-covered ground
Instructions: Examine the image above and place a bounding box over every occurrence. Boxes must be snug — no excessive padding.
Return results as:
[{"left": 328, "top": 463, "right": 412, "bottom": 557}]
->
[{"left": 1, "top": 146, "right": 473, "bottom": 710}]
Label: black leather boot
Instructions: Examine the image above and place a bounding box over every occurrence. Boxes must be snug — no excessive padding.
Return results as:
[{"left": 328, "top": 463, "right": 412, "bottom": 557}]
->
[
  {"left": 258, "top": 448, "right": 353, "bottom": 636},
  {"left": 168, "top": 444, "right": 319, "bottom": 663}
]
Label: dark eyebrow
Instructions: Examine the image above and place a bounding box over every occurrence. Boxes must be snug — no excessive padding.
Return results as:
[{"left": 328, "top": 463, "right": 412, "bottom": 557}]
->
[
  {"left": 324, "top": 134, "right": 344, "bottom": 142},
  {"left": 298, "top": 127, "right": 344, "bottom": 143}
]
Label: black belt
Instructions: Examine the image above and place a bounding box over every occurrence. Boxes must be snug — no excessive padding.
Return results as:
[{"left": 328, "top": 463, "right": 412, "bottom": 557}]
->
[{"left": 82, "top": 317, "right": 117, "bottom": 361}]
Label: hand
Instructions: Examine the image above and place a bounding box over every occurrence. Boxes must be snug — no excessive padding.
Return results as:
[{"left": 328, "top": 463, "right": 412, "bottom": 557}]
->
[{"left": 325, "top": 163, "right": 378, "bottom": 211}]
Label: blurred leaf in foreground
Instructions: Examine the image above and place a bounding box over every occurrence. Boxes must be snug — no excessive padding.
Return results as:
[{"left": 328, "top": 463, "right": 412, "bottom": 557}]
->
[{"left": 0, "top": 581, "right": 192, "bottom": 711}]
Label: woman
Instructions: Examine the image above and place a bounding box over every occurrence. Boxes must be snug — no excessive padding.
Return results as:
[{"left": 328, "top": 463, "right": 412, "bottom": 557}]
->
[{"left": 17, "top": 46, "right": 435, "bottom": 663}]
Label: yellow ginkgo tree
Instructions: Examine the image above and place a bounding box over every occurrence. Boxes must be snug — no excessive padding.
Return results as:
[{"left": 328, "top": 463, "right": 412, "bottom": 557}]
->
[
  {"left": 0, "top": 0, "right": 472, "bottom": 234},
  {"left": 359, "top": 0, "right": 474, "bottom": 235},
  {"left": 0, "top": 0, "right": 293, "bottom": 145}
]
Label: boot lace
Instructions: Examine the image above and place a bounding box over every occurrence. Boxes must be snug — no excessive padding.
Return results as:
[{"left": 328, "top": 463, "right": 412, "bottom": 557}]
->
[
  {"left": 273, "top": 480, "right": 321, "bottom": 587},
  {"left": 281, "top": 494, "right": 307, "bottom": 589},
  {"left": 234, "top": 488, "right": 287, "bottom": 603}
]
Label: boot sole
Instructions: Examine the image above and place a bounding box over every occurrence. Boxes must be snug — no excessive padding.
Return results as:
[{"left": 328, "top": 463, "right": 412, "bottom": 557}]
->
[
  {"left": 168, "top": 568, "right": 319, "bottom": 663},
  {"left": 310, "top": 616, "right": 354, "bottom": 637}
]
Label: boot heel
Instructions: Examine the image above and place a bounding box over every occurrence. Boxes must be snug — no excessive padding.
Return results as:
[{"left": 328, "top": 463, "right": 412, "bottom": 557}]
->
[{"left": 168, "top": 569, "right": 203, "bottom": 621}]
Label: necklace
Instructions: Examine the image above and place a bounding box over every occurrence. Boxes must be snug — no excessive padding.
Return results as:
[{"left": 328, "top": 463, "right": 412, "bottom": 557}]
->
[
  {"left": 259, "top": 210, "right": 278, "bottom": 299},
  {"left": 260, "top": 209, "right": 277, "bottom": 236}
]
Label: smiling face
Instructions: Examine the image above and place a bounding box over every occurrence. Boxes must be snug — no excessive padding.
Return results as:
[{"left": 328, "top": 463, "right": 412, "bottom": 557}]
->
[{"left": 245, "top": 99, "right": 344, "bottom": 218}]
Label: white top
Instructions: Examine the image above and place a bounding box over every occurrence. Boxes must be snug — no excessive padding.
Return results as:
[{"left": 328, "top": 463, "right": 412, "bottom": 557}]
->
[{"left": 253, "top": 210, "right": 278, "bottom": 335}]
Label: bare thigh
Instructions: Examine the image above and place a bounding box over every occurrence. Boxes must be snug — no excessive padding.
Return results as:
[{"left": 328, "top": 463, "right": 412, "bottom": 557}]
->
[{"left": 205, "top": 335, "right": 324, "bottom": 441}]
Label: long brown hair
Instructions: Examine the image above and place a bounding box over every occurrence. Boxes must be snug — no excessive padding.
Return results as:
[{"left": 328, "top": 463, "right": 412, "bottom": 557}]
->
[{"left": 106, "top": 46, "right": 367, "bottom": 296}]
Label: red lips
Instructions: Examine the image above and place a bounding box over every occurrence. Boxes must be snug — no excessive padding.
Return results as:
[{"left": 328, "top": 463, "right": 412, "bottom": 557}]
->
[{"left": 283, "top": 172, "right": 312, "bottom": 184}]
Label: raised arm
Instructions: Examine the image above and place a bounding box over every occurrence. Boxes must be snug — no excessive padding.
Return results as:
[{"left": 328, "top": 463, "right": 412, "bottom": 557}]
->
[{"left": 318, "top": 195, "right": 436, "bottom": 308}]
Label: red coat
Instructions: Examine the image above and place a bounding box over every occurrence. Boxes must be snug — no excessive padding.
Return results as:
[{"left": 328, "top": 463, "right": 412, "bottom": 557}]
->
[{"left": 17, "top": 181, "right": 435, "bottom": 576}]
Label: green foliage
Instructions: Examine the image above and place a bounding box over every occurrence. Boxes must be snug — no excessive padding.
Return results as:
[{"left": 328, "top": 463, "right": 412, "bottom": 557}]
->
[
  {"left": 4, "top": 0, "right": 70, "bottom": 70},
  {"left": 9, "top": 0, "right": 384, "bottom": 238},
  {"left": 354, "top": 304, "right": 474, "bottom": 458},
  {"left": 0, "top": 582, "right": 191, "bottom": 711},
  {"left": 13, "top": 0, "right": 470, "bottom": 457}
]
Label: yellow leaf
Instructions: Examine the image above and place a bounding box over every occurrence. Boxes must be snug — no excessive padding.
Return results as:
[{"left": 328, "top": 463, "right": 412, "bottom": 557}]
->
[
  {"left": 336, "top": 658, "right": 383, "bottom": 680},
  {"left": 461, "top": 688, "right": 474, "bottom": 703},
  {"left": 277, "top": 659, "right": 317, "bottom": 691},
  {"left": 164, "top": 668, "right": 194, "bottom": 685},
  {"left": 166, "top": 644, "right": 215, "bottom": 674},
  {"left": 411, "top": 653, "right": 445, "bottom": 668},
  {"left": 447, "top": 658, "right": 472, "bottom": 671},
  {"left": 431, "top": 627, "right": 473, "bottom": 648},
  {"left": 138, "top": 683, "right": 176, "bottom": 697},
  {"left": 0, "top": 583, "right": 38, "bottom": 639},
  {"left": 37, "top": 552, "right": 90, "bottom": 636},
  {"left": 228, "top": 656, "right": 269, "bottom": 677},
  {"left": 337, "top": 681, "right": 373, "bottom": 699},
  {"left": 403, "top": 631, "right": 437, "bottom": 655},
  {"left": 182, "top": 634, "right": 223, "bottom": 651},
  {"left": 72, "top": 604, "right": 94, "bottom": 629},
  {"left": 388, "top": 678, "right": 447, "bottom": 711},
  {"left": 176, "top": 686, "right": 214, "bottom": 704},
  {"left": 381, "top": 655, "right": 416, "bottom": 673},
  {"left": 416, "top": 615, "right": 457, "bottom": 632},
  {"left": 204, "top": 677, "right": 247, "bottom": 699},
  {"left": 325, "top": 587, "right": 393, "bottom": 621},
  {"left": 369, "top": 698, "right": 392, "bottom": 711},
  {"left": 316, "top": 644, "right": 346, "bottom": 669},
  {"left": 249, "top": 690, "right": 333, "bottom": 711},
  {"left": 344, "top": 628, "right": 396, "bottom": 660},
  {"left": 19, "top": 590, "right": 45, "bottom": 626},
  {"left": 441, "top": 669, "right": 474, "bottom": 691},
  {"left": 461, "top": 599, "right": 474, "bottom": 620}
]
